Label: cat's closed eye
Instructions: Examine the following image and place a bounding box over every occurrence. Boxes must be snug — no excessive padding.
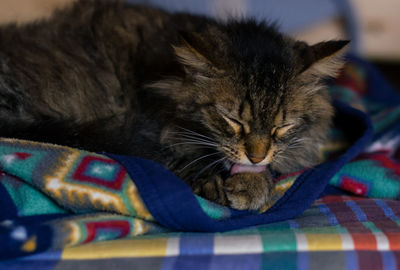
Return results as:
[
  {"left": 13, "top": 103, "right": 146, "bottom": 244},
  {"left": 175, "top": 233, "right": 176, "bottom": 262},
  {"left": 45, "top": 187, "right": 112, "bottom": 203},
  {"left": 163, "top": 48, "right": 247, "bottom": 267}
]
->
[
  {"left": 222, "top": 115, "right": 251, "bottom": 136},
  {"left": 222, "top": 115, "right": 243, "bottom": 135},
  {"left": 271, "top": 124, "right": 294, "bottom": 139}
]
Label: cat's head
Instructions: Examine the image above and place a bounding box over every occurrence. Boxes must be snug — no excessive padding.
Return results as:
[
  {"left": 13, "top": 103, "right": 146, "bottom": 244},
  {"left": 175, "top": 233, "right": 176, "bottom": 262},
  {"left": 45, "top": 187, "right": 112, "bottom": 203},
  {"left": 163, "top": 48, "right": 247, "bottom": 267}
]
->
[{"left": 152, "top": 21, "right": 348, "bottom": 176}]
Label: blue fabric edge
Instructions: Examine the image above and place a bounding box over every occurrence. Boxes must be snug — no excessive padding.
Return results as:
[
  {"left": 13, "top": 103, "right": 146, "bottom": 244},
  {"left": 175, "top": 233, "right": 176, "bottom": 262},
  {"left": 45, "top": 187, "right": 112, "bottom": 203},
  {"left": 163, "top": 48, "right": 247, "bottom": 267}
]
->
[
  {"left": 0, "top": 182, "right": 18, "bottom": 220},
  {"left": 108, "top": 100, "right": 373, "bottom": 232}
]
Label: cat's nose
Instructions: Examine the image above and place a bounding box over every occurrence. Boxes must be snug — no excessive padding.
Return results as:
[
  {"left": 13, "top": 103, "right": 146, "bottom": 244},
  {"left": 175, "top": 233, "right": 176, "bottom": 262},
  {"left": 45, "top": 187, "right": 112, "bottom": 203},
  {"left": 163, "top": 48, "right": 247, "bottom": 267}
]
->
[
  {"left": 245, "top": 138, "right": 267, "bottom": 164},
  {"left": 246, "top": 153, "right": 265, "bottom": 164}
]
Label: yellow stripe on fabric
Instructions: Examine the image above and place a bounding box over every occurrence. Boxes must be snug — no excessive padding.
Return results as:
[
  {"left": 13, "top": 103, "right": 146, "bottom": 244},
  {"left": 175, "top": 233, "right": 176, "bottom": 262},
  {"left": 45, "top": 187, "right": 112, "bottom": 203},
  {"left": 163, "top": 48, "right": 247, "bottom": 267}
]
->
[
  {"left": 62, "top": 238, "right": 168, "bottom": 259},
  {"left": 125, "top": 181, "right": 153, "bottom": 220},
  {"left": 304, "top": 233, "right": 343, "bottom": 251}
]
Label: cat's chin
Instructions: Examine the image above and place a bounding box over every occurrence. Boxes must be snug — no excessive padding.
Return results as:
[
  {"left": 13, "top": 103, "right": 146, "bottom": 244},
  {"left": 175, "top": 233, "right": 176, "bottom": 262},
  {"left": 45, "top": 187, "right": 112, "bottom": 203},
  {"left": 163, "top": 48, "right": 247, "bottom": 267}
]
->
[{"left": 230, "top": 163, "right": 267, "bottom": 176}]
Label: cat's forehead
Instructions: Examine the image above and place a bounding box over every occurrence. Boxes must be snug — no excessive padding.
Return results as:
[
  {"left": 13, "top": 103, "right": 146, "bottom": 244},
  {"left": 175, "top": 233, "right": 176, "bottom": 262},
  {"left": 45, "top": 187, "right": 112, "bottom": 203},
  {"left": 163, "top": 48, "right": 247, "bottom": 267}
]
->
[
  {"left": 241, "top": 75, "right": 310, "bottom": 123},
  {"left": 239, "top": 70, "right": 293, "bottom": 112},
  {"left": 214, "top": 56, "right": 299, "bottom": 120}
]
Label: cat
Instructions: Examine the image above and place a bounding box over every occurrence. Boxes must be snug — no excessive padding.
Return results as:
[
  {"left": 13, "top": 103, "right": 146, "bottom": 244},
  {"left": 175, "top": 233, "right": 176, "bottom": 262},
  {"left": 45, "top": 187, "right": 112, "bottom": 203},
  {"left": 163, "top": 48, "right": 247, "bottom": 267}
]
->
[{"left": 0, "top": 0, "right": 347, "bottom": 210}]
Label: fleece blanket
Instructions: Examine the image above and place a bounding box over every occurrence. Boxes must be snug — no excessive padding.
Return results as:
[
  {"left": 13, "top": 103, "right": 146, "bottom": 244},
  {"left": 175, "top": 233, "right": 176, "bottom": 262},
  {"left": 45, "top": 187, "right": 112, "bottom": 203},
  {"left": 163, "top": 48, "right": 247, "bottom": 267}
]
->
[
  {"left": 2, "top": 195, "right": 400, "bottom": 270},
  {"left": 0, "top": 55, "right": 399, "bottom": 259}
]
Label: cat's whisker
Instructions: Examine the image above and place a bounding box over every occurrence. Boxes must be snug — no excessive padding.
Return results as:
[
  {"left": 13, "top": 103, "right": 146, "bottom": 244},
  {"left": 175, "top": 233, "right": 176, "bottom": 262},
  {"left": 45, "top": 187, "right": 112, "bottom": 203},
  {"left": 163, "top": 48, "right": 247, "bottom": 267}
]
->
[
  {"left": 166, "top": 136, "right": 218, "bottom": 146},
  {"left": 168, "top": 134, "right": 217, "bottom": 145},
  {"left": 271, "top": 158, "right": 286, "bottom": 169},
  {"left": 273, "top": 154, "right": 302, "bottom": 169},
  {"left": 288, "top": 138, "right": 313, "bottom": 146},
  {"left": 286, "top": 139, "right": 312, "bottom": 150},
  {"left": 166, "top": 129, "right": 219, "bottom": 149},
  {"left": 274, "top": 153, "right": 316, "bottom": 172},
  {"left": 193, "top": 156, "right": 227, "bottom": 181},
  {"left": 167, "top": 138, "right": 217, "bottom": 147},
  {"left": 287, "top": 144, "right": 308, "bottom": 150},
  {"left": 275, "top": 155, "right": 292, "bottom": 163},
  {"left": 164, "top": 142, "right": 216, "bottom": 148},
  {"left": 175, "top": 126, "right": 215, "bottom": 141},
  {"left": 178, "top": 152, "right": 221, "bottom": 172},
  {"left": 173, "top": 140, "right": 218, "bottom": 147},
  {"left": 161, "top": 141, "right": 217, "bottom": 151},
  {"left": 276, "top": 152, "right": 303, "bottom": 161},
  {"left": 291, "top": 137, "right": 313, "bottom": 142}
]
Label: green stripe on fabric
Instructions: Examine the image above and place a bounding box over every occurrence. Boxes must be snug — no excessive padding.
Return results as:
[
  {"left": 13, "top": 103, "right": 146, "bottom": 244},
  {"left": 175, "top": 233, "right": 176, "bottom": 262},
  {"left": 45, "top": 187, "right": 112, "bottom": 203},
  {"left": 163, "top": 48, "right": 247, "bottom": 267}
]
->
[
  {"left": 257, "top": 221, "right": 292, "bottom": 231},
  {"left": 0, "top": 146, "right": 48, "bottom": 185},
  {"left": 260, "top": 231, "right": 297, "bottom": 252},
  {"left": 195, "top": 196, "right": 231, "bottom": 220},
  {"left": 362, "top": 221, "right": 382, "bottom": 233},
  {"left": 262, "top": 252, "right": 297, "bottom": 270},
  {"left": 258, "top": 223, "right": 297, "bottom": 252},
  {"left": 1, "top": 177, "right": 66, "bottom": 216}
]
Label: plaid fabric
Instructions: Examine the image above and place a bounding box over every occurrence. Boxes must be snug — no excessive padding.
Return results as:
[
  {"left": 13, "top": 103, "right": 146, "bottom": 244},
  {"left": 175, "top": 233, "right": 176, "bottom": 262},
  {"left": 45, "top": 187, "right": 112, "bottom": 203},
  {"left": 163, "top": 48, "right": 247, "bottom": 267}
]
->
[{"left": 2, "top": 195, "right": 400, "bottom": 270}]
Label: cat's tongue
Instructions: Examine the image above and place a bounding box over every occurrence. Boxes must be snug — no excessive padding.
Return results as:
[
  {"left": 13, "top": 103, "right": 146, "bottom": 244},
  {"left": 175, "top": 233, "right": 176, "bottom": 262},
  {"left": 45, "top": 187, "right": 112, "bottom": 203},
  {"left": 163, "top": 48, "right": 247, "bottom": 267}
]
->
[{"left": 230, "top": 163, "right": 267, "bottom": 175}]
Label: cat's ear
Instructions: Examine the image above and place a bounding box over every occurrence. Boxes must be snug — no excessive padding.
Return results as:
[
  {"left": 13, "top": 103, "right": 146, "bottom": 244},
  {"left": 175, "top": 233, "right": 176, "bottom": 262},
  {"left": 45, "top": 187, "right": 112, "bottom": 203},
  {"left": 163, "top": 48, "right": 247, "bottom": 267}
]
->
[
  {"left": 173, "top": 31, "right": 224, "bottom": 76},
  {"left": 295, "top": 40, "right": 349, "bottom": 77}
]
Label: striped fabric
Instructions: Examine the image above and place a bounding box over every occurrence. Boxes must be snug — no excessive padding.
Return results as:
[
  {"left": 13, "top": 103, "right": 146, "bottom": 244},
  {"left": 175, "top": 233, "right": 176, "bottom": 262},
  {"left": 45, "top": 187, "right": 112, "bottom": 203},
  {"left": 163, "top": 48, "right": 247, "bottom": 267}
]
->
[{"left": 2, "top": 195, "right": 400, "bottom": 270}]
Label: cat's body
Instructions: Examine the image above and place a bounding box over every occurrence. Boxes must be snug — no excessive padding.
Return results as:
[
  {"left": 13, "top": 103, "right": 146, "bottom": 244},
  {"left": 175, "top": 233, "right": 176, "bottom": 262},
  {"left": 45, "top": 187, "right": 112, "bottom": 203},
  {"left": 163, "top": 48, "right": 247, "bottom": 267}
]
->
[{"left": 0, "top": 0, "right": 346, "bottom": 210}]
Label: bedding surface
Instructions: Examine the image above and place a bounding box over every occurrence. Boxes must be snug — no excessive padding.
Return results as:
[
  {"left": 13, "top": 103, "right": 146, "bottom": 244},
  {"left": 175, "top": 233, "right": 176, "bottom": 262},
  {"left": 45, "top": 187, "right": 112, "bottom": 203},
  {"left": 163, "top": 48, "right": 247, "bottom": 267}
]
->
[
  {"left": 1, "top": 55, "right": 400, "bottom": 264},
  {"left": 2, "top": 195, "right": 400, "bottom": 270}
]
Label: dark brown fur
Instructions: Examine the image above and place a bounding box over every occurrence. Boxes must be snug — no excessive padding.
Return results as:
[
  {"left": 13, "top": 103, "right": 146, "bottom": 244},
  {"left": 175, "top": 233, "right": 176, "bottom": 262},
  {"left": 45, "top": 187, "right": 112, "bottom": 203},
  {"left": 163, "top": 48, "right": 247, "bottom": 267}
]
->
[{"left": 0, "top": 0, "right": 347, "bottom": 210}]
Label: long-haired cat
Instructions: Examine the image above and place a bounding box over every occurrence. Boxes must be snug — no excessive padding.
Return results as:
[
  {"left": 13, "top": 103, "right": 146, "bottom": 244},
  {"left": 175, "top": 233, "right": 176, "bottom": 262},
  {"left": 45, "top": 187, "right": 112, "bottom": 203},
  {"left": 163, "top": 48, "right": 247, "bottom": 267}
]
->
[{"left": 0, "top": 0, "right": 347, "bottom": 210}]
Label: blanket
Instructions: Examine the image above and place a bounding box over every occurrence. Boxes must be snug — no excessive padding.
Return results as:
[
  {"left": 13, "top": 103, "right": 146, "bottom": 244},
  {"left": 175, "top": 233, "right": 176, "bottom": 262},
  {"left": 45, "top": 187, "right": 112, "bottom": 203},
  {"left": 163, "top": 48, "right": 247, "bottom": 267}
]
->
[
  {"left": 2, "top": 195, "right": 399, "bottom": 270},
  {"left": 1, "top": 55, "right": 400, "bottom": 259}
]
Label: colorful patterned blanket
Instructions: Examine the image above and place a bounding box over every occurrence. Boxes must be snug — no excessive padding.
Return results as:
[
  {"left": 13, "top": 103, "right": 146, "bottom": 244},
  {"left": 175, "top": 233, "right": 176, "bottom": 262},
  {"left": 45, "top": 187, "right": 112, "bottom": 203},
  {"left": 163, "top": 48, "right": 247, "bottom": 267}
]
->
[
  {"left": 1, "top": 55, "right": 400, "bottom": 261},
  {"left": 2, "top": 195, "right": 399, "bottom": 270}
]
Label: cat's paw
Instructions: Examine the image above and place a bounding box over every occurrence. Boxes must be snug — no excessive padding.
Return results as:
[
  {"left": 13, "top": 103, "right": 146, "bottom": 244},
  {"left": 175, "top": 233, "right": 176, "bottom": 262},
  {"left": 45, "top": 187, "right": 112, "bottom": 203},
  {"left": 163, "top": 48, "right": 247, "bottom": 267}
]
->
[
  {"left": 192, "top": 172, "right": 273, "bottom": 210},
  {"left": 193, "top": 175, "right": 228, "bottom": 206},
  {"left": 224, "top": 172, "right": 273, "bottom": 210}
]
